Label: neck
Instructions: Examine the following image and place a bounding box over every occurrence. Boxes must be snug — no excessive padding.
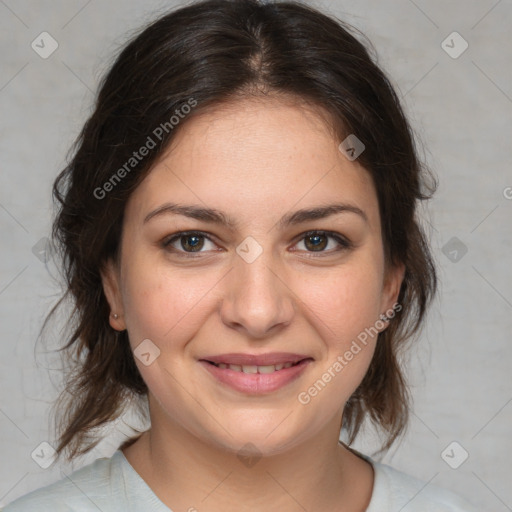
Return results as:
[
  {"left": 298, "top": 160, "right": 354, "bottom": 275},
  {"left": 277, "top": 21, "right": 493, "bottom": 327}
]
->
[{"left": 122, "top": 401, "right": 374, "bottom": 512}]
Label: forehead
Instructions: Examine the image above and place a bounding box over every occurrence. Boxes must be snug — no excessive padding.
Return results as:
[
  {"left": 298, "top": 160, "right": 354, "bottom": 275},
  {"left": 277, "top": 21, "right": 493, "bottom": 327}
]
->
[{"left": 125, "top": 97, "right": 379, "bottom": 230}]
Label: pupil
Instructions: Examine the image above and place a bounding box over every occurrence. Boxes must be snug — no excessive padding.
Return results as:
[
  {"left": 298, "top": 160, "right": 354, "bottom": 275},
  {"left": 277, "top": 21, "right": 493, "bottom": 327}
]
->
[
  {"left": 306, "top": 234, "right": 327, "bottom": 251},
  {"left": 182, "top": 235, "right": 203, "bottom": 252}
]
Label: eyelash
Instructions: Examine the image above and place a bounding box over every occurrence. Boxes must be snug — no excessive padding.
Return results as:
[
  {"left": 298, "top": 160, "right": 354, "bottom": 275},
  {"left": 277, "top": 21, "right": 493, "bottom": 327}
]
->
[{"left": 162, "top": 230, "right": 352, "bottom": 258}]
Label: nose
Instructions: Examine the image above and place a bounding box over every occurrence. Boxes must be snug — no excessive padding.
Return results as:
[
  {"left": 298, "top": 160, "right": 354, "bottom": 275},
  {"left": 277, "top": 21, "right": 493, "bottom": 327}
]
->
[{"left": 219, "top": 250, "right": 295, "bottom": 339}]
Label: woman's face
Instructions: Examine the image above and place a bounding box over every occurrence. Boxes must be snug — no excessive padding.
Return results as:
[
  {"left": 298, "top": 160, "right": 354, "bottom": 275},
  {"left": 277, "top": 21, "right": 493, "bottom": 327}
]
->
[{"left": 102, "top": 97, "right": 403, "bottom": 456}]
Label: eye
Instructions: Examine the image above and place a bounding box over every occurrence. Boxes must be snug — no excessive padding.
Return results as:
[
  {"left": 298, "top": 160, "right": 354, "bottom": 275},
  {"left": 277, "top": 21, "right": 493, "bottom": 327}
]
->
[
  {"left": 293, "top": 231, "right": 352, "bottom": 254},
  {"left": 162, "top": 230, "right": 352, "bottom": 258},
  {"left": 162, "top": 231, "right": 218, "bottom": 256}
]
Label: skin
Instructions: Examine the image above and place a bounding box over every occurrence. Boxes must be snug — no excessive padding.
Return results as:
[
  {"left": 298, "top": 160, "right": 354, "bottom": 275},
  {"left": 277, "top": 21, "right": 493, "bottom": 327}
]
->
[{"left": 102, "top": 95, "right": 404, "bottom": 512}]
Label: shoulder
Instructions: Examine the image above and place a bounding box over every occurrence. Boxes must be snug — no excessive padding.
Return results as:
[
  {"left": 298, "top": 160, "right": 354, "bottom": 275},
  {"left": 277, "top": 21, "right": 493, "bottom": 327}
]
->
[
  {"left": 1, "top": 452, "right": 124, "bottom": 512},
  {"left": 368, "top": 460, "right": 477, "bottom": 512}
]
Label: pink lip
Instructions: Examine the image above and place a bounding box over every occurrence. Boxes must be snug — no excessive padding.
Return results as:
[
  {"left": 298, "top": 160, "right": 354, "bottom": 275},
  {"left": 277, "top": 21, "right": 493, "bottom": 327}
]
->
[
  {"left": 201, "top": 352, "right": 310, "bottom": 366},
  {"left": 199, "top": 358, "right": 313, "bottom": 394}
]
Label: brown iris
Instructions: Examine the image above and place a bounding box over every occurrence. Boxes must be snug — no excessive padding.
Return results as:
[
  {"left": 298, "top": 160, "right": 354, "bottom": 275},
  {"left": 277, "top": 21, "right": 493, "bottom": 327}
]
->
[
  {"left": 304, "top": 233, "right": 328, "bottom": 251},
  {"left": 181, "top": 234, "right": 204, "bottom": 252}
]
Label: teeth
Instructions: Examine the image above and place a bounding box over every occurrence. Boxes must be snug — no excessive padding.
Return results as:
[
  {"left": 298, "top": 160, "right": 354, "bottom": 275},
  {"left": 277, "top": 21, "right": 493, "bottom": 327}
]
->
[
  {"left": 257, "top": 365, "right": 276, "bottom": 374},
  {"left": 212, "top": 361, "right": 300, "bottom": 373}
]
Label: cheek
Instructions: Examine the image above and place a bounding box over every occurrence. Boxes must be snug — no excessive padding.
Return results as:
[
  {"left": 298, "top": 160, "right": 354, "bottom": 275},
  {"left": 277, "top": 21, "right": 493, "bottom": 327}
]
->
[
  {"left": 298, "top": 260, "right": 384, "bottom": 346},
  {"left": 120, "top": 256, "right": 220, "bottom": 348},
  {"left": 293, "top": 259, "right": 384, "bottom": 404}
]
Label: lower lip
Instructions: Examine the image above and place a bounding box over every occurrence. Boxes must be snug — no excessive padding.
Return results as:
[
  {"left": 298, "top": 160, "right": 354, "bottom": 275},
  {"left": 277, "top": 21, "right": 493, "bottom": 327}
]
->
[{"left": 199, "top": 359, "right": 312, "bottom": 394}]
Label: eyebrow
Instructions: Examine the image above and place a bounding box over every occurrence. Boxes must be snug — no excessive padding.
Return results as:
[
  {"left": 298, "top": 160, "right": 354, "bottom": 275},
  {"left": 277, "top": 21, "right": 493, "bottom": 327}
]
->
[{"left": 143, "top": 202, "right": 368, "bottom": 228}]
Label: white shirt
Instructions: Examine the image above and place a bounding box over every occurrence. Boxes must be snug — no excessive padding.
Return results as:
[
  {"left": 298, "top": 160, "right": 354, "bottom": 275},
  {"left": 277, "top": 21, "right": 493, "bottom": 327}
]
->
[{"left": 1, "top": 449, "right": 477, "bottom": 511}]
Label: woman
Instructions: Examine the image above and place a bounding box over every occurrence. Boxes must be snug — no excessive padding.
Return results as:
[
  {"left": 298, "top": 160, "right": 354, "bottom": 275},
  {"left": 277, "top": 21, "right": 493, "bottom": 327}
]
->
[{"left": 3, "top": 0, "right": 476, "bottom": 510}]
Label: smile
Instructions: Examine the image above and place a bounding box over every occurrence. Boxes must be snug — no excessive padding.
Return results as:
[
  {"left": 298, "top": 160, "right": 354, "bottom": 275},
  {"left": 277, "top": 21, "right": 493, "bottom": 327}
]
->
[
  {"left": 206, "top": 360, "right": 300, "bottom": 373},
  {"left": 199, "top": 357, "right": 313, "bottom": 394}
]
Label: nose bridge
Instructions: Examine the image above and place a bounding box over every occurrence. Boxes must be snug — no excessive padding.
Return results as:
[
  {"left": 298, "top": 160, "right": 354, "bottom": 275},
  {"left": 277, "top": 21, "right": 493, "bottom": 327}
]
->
[{"left": 220, "top": 242, "right": 294, "bottom": 337}]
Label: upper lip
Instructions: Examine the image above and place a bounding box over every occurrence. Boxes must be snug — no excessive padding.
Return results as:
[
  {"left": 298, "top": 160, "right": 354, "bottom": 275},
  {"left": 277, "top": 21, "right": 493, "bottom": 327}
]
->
[{"left": 200, "top": 353, "right": 312, "bottom": 366}]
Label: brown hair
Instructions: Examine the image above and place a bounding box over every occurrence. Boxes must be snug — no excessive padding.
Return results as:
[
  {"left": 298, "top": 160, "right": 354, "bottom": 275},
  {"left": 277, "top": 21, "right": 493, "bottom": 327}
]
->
[{"left": 45, "top": 0, "right": 437, "bottom": 463}]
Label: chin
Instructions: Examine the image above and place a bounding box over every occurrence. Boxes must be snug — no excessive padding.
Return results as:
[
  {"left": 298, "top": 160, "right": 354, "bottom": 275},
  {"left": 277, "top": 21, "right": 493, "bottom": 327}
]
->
[{"left": 205, "top": 418, "right": 308, "bottom": 459}]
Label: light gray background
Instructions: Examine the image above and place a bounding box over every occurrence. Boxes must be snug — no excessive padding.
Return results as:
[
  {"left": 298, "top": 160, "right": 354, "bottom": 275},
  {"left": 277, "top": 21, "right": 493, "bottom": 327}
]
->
[{"left": 1, "top": 0, "right": 511, "bottom": 509}]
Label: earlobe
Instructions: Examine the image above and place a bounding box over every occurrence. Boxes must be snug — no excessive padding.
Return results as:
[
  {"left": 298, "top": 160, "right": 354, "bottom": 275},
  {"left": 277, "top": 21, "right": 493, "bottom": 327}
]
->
[{"left": 100, "top": 259, "right": 126, "bottom": 331}]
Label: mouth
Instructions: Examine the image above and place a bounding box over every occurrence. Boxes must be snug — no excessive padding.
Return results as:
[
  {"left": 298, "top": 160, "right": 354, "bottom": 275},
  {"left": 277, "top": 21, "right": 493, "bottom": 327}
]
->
[
  {"left": 198, "top": 353, "right": 314, "bottom": 394},
  {"left": 199, "top": 352, "right": 312, "bottom": 371},
  {"left": 203, "top": 359, "right": 310, "bottom": 374}
]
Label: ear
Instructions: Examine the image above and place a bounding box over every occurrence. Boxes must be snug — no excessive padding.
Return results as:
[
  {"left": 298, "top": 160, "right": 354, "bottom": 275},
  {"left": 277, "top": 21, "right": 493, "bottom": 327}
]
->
[
  {"left": 378, "top": 262, "right": 405, "bottom": 329},
  {"left": 100, "top": 258, "right": 126, "bottom": 331}
]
